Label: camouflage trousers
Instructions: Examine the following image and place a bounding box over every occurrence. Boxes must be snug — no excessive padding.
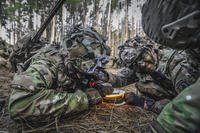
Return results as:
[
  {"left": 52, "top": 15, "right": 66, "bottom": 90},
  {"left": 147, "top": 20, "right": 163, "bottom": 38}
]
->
[
  {"left": 151, "top": 77, "right": 200, "bottom": 133},
  {"left": 8, "top": 57, "right": 89, "bottom": 123}
]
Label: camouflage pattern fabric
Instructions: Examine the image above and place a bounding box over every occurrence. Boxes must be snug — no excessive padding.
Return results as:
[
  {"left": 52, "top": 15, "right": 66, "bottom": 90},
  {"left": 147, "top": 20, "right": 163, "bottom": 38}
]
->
[
  {"left": 137, "top": 49, "right": 199, "bottom": 113},
  {"left": 141, "top": 0, "right": 200, "bottom": 132},
  {"left": 108, "top": 37, "right": 199, "bottom": 113},
  {"left": 108, "top": 67, "right": 139, "bottom": 88},
  {"left": 108, "top": 36, "right": 159, "bottom": 88},
  {"left": 9, "top": 32, "right": 47, "bottom": 72},
  {"left": 108, "top": 36, "right": 163, "bottom": 95},
  {"left": 151, "top": 49, "right": 200, "bottom": 132},
  {"left": 153, "top": 49, "right": 195, "bottom": 95},
  {"left": 8, "top": 25, "right": 112, "bottom": 124},
  {"left": 8, "top": 45, "right": 89, "bottom": 122},
  {"left": 151, "top": 78, "right": 200, "bottom": 133},
  {"left": 106, "top": 37, "right": 171, "bottom": 112},
  {"left": 159, "top": 49, "right": 197, "bottom": 93}
]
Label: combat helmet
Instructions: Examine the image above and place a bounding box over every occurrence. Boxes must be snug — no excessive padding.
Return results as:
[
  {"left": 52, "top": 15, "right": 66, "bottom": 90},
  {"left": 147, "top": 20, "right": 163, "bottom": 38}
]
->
[
  {"left": 119, "top": 36, "right": 159, "bottom": 73},
  {"left": 118, "top": 36, "right": 144, "bottom": 65},
  {"left": 61, "top": 25, "right": 110, "bottom": 60},
  {"left": 142, "top": 0, "right": 200, "bottom": 49}
]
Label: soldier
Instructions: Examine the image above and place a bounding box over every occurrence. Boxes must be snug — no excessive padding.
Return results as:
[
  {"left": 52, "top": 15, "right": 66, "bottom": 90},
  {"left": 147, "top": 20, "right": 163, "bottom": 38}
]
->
[
  {"left": 98, "top": 36, "right": 171, "bottom": 112},
  {"left": 142, "top": 0, "right": 200, "bottom": 132},
  {"left": 8, "top": 26, "right": 113, "bottom": 124},
  {"left": 101, "top": 35, "right": 191, "bottom": 113},
  {"left": 107, "top": 36, "right": 159, "bottom": 87}
]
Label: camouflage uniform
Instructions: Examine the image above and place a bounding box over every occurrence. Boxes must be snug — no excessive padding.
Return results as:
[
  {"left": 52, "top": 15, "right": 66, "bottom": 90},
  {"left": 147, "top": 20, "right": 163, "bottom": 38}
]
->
[
  {"left": 107, "top": 36, "right": 196, "bottom": 113},
  {"left": 8, "top": 26, "right": 112, "bottom": 123},
  {"left": 106, "top": 37, "right": 171, "bottom": 112},
  {"left": 152, "top": 78, "right": 200, "bottom": 132},
  {"left": 142, "top": 0, "right": 200, "bottom": 132},
  {"left": 109, "top": 36, "right": 158, "bottom": 87}
]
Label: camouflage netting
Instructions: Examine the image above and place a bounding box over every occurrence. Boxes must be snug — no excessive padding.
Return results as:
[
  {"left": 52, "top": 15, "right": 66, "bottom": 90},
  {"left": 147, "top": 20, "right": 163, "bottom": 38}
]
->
[{"left": 0, "top": 69, "right": 156, "bottom": 133}]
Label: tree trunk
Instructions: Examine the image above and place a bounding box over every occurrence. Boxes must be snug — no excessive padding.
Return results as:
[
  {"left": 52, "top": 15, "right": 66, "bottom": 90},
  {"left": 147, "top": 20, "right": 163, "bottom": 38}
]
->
[
  {"left": 107, "top": 0, "right": 112, "bottom": 55},
  {"left": 50, "top": 16, "right": 56, "bottom": 43},
  {"left": 124, "top": 0, "right": 129, "bottom": 40},
  {"left": 93, "top": 0, "right": 99, "bottom": 31}
]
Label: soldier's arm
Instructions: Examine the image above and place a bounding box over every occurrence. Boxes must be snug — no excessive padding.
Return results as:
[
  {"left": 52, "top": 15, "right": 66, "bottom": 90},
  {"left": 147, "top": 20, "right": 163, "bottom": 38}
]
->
[
  {"left": 9, "top": 87, "right": 89, "bottom": 121},
  {"left": 108, "top": 67, "right": 138, "bottom": 87},
  {"left": 151, "top": 78, "right": 200, "bottom": 133},
  {"left": 8, "top": 59, "right": 90, "bottom": 121}
]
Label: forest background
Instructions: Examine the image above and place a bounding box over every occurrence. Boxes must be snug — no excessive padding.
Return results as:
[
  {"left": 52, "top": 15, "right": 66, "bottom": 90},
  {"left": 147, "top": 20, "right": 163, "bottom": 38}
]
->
[{"left": 0, "top": 0, "right": 145, "bottom": 57}]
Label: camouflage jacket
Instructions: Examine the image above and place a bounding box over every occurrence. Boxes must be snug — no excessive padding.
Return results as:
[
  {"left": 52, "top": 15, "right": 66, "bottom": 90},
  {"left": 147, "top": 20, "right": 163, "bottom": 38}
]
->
[
  {"left": 153, "top": 48, "right": 200, "bottom": 132},
  {"left": 9, "top": 44, "right": 90, "bottom": 123},
  {"left": 108, "top": 49, "right": 197, "bottom": 99},
  {"left": 152, "top": 77, "right": 200, "bottom": 133}
]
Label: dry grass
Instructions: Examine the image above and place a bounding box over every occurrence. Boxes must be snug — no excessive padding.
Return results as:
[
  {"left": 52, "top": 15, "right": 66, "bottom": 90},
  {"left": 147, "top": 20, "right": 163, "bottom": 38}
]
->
[
  {"left": 0, "top": 68, "right": 156, "bottom": 133},
  {"left": 17, "top": 105, "right": 156, "bottom": 133}
]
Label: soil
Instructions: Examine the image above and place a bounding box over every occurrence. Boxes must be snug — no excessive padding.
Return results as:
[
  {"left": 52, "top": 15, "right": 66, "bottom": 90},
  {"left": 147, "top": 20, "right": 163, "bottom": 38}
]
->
[{"left": 0, "top": 68, "right": 156, "bottom": 133}]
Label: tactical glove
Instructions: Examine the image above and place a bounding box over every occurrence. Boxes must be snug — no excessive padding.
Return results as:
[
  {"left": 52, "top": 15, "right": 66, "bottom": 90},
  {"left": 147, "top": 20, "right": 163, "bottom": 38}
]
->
[
  {"left": 125, "top": 92, "right": 170, "bottom": 113},
  {"left": 85, "top": 82, "right": 113, "bottom": 106},
  {"left": 85, "top": 88, "right": 102, "bottom": 106},
  {"left": 94, "top": 81, "right": 113, "bottom": 97},
  {"left": 125, "top": 92, "right": 155, "bottom": 110}
]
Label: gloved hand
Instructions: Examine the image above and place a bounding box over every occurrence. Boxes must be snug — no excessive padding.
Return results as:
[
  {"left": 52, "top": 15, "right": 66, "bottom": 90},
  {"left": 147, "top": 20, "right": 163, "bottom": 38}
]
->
[
  {"left": 84, "top": 82, "right": 113, "bottom": 106},
  {"left": 125, "top": 92, "right": 146, "bottom": 107},
  {"left": 125, "top": 92, "right": 155, "bottom": 111},
  {"left": 94, "top": 81, "right": 113, "bottom": 97},
  {"left": 85, "top": 88, "right": 102, "bottom": 106}
]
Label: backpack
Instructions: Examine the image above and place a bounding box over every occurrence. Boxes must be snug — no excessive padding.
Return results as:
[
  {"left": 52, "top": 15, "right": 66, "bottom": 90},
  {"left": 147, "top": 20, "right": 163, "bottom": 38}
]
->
[{"left": 9, "top": 32, "right": 47, "bottom": 72}]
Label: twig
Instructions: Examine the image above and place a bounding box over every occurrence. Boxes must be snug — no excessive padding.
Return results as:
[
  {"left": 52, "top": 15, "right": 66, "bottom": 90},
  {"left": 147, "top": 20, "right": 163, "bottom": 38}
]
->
[
  {"left": 108, "top": 99, "right": 116, "bottom": 127},
  {"left": 55, "top": 117, "right": 60, "bottom": 133},
  {"left": 0, "top": 108, "right": 5, "bottom": 120}
]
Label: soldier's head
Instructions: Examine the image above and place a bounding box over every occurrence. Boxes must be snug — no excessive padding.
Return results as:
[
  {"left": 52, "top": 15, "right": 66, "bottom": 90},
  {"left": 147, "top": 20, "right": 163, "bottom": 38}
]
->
[
  {"left": 135, "top": 45, "right": 159, "bottom": 74},
  {"left": 61, "top": 25, "right": 110, "bottom": 70},
  {"left": 142, "top": 0, "right": 200, "bottom": 50},
  {"left": 62, "top": 25, "right": 110, "bottom": 59},
  {"left": 119, "top": 36, "right": 159, "bottom": 74}
]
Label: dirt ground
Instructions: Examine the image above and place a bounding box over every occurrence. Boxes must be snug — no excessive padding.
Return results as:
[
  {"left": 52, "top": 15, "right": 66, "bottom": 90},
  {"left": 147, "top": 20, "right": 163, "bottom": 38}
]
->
[{"left": 0, "top": 68, "right": 156, "bottom": 133}]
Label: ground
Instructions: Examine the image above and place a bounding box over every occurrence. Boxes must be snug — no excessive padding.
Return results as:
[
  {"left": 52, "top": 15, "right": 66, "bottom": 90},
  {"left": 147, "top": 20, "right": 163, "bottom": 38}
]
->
[{"left": 0, "top": 68, "right": 156, "bottom": 133}]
